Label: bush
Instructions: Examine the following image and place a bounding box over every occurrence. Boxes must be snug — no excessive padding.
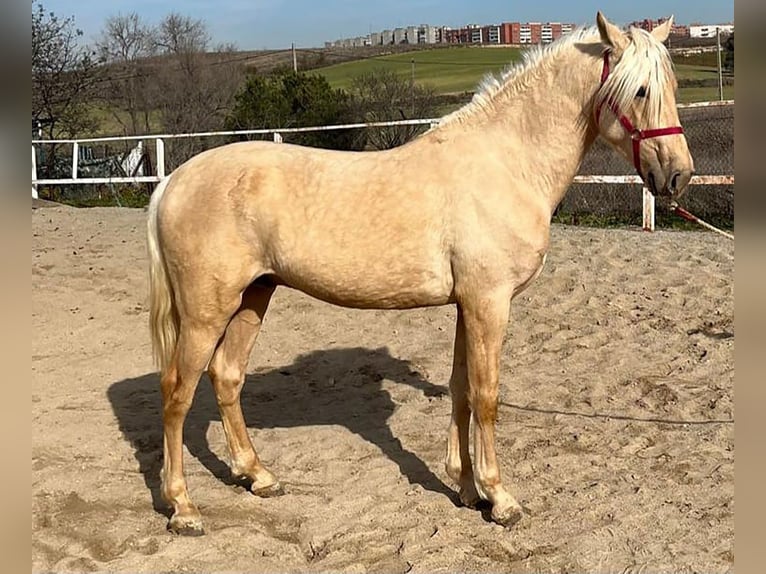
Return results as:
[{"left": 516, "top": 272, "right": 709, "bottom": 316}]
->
[{"left": 226, "top": 70, "right": 360, "bottom": 150}]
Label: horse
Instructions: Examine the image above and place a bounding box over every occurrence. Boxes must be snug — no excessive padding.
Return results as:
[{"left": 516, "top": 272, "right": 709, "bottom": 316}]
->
[{"left": 147, "top": 12, "right": 693, "bottom": 535}]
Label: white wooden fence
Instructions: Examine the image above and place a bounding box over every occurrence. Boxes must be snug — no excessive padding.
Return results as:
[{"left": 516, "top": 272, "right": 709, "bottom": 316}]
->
[{"left": 32, "top": 102, "right": 734, "bottom": 231}]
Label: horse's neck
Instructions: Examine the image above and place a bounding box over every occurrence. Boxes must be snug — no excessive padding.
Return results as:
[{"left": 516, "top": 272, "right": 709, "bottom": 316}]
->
[{"left": 437, "top": 42, "right": 600, "bottom": 214}]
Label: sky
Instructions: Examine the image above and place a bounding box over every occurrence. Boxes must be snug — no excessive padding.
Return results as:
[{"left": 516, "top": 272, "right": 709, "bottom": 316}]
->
[{"left": 40, "top": 0, "right": 735, "bottom": 51}]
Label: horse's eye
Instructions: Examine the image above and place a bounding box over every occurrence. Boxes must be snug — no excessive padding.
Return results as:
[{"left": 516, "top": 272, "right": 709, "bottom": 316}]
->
[{"left": 636, "top": 86, "right": 647, "bottom": 98}]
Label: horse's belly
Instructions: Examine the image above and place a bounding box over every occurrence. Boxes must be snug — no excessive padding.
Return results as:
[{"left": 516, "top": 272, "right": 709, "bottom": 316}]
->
[
  {"left": 277, "top": 259, "right": 454, "bottom": 310},
  {"left": 261, "top": 198, "right": 453, "bottom": 308}
]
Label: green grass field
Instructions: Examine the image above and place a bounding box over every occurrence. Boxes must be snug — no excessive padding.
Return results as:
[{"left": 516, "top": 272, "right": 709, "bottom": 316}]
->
[
  {"left": 314, "top": 46, "right": 524, "bottom": 94},
  {"left": 673, "top": 64, "right": 722, "bottom": 82},
  {"left": 313, "top": 46, "right": 732, "bottom": 103}
]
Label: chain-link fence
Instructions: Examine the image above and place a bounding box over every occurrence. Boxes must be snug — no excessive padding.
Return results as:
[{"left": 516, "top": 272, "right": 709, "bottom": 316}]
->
[{"left": 34, "top": 103, "right": 733, "bottom": 226}]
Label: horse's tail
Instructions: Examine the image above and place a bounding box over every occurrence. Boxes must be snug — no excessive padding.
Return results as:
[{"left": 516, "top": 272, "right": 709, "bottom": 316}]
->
[{"left": 147, "top": 176, "right": 178, "bottom": 373}]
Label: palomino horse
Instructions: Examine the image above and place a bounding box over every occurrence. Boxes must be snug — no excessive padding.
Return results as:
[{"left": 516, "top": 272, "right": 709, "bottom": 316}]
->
[{"left": 147, "top": 12, "right": 693, "bottom": 534}]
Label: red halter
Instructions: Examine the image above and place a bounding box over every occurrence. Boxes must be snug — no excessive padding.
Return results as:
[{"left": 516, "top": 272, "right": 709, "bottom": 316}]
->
[{"left": 596, "top": 51, "right": 684, "bottom": 176}]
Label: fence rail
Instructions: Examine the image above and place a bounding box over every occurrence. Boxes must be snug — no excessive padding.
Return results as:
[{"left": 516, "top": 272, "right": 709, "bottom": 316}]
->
[{"left": 32, "top": 100, "right": 734, "bottom": 231}]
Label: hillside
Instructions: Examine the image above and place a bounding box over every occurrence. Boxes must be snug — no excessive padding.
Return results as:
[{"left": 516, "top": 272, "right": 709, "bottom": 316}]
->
[
  {"left": 309, "top": 46, "right": 523, "bottom": 94},
  {"left": 307, "top": 45, "right": 732, "bottom": 102}
]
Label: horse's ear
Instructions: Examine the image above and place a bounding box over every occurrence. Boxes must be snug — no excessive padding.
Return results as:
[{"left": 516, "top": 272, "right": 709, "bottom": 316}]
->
[
  {"left": 597, "top": 11, "right": 628, "bottom": 54},
  {"left": 651, "top": 16, "right": 674, "bottom": 43}
]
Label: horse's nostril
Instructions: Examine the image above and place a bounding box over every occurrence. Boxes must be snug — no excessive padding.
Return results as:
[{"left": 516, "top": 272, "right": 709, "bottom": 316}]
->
[{"left": 670, "top": 171, "right": 681, "bottom": 191}]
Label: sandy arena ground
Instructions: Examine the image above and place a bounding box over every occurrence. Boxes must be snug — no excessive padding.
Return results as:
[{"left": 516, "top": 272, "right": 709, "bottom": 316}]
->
[{"left": 32, "top": 204, "right": 733, "bottom": 573}]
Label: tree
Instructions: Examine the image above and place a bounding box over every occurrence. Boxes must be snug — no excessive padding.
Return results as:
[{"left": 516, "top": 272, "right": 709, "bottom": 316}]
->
[
  {"left": 33, "top": 0, "right": 100, "bottom": 182},
  {"left": 155, "top": 12, "right": 211, "bottom": 80},
  {"left": 95, "top": 12, "right": 156, "bottom": 135},
  {"left": 227, "top": 70, "right": 359, "bottom": 150},
  {"left": 346, "top": 68, "right": 439, "bottom": 149},
  {"left": 149, "top": 13, "right": 243, "bottom": 167},
  {"left": 723, "top": 33, "right": 733, "bottom": 74},
  {"left": 32, "top": 0, "right": 98, "bottom": 140}
]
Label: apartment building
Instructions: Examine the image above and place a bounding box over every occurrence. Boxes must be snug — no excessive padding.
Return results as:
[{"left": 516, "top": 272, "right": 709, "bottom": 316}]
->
[
  {"left": 418, "top": 25, "right": 439, "bottom": 44},
  {"left": 630, "top": 18, "right": 691, "bottom": 37},
  {"left": 326, "top": 17, "right": 730, "bottom": 48},
  {"left": 689, "top": 24, "right": 734, "bottom": 38},
  {"left": 442, "top": 27, "right": 471, "bottom": 44},
  {"left": 393, "top": 27, "right": 407, "bottom": 44},
  {"left": 328, "top": 19, "right": 575, "bottom": 48},
  {"left": 499, "top": 22, "right": 573, "bottom": 45}
]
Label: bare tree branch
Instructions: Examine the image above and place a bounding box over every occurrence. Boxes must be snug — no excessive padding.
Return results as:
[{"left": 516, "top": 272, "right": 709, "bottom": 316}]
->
[
  {"left": 95, "top": 12, "right": 156, "bottom": 135},
  {"left": 346, "top": 69, "right": 439, "bottom": 149}
]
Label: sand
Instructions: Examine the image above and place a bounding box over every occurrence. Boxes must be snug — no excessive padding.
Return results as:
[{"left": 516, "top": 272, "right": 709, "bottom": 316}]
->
[{"left": 32, "top": 204, "right": 733, "bottom": 573}]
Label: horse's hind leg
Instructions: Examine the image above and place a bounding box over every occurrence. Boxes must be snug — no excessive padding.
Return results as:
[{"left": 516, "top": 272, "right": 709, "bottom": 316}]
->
[
  {"left": 461, "top": 291, "right": 524, "bottom": 527},
  {"left": 207, "top": 284, "right": 282, "bottom": 496},
  {"left": 161, "top": 321, "right": 228, "bottom": 535},
  {"left": 445, "top": 306, "right": 480, "bottom": 507}
]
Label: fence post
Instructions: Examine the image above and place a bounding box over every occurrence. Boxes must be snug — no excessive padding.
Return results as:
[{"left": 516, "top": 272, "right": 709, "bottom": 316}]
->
[
  {"left": 71, "top": 142, "right": 79, "bottom": 179},
  {"left": 156, "top": 138, "right": 166, "bottom": 178},
  {"left": 32, "top": 146, "right": 38, "bottom": 199},
  {"left": 642, "top": 186, "right": 655, "bottom": 231},
  {"left": 273, "top": 132, "right": 283, "bottom": 143}
]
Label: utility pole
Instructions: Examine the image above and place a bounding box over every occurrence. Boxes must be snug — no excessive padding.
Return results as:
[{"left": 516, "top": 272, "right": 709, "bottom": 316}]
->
[
  {"left": 292, "top": 42, "right": 297, "bottom": 72},
  {"left": 716, "top": 28, "right": 723, "bottom": 101}
]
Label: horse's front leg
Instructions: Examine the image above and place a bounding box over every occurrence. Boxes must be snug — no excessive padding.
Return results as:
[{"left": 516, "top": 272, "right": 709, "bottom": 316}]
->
[
  {"left": 445, "top": 306, "right": 480, "bottom": 507},
  {"left": 461, "top": 290, "right": 523, "bottom": 527}
]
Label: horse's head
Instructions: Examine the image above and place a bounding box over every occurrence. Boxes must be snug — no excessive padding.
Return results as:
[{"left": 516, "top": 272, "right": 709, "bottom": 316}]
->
[{"left": 594, "top": 12, "right": 694, "bottom": 199}]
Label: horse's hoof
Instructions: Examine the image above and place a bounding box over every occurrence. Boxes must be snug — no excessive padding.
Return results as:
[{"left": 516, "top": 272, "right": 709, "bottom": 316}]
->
[
  {"left": 167, "top": 514, "right": 205, "bottom": 536},
  {"left": 251, "top": 481, "right": 284, "bottom": 498},
  {"left": 491, "top": 504, "right": 524, "bottom": 528}
]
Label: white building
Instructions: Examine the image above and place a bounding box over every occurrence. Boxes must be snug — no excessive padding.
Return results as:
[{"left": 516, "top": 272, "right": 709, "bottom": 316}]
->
[
  {"left": 406, "top": 26, "right": 419, "bottom": 44},
  {"left": 690, "top": 24, "right": 734, "bottom": 38},
  {"left": 518, "top": 23, "right": 532, "bottom": 44},
  {"left": 486, "top": 25, "right": 501, "bottom": 44},
  {"left": 419, "top": 25, "right": 438, "bottom": 44}
]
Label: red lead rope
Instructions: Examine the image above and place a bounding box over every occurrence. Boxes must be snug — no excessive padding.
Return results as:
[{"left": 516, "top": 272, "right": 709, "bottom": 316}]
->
[
  {"left": 670, "top": 202, "right": 734, "bottom": 240},
  {"left": 597, "top": 51, "right": 684, "bottom": 175}
]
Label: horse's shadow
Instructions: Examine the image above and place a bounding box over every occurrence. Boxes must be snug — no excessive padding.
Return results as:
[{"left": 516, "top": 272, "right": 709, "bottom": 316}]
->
[{"left": 107, "top": 347, "right": 458, "bottom": 516}]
